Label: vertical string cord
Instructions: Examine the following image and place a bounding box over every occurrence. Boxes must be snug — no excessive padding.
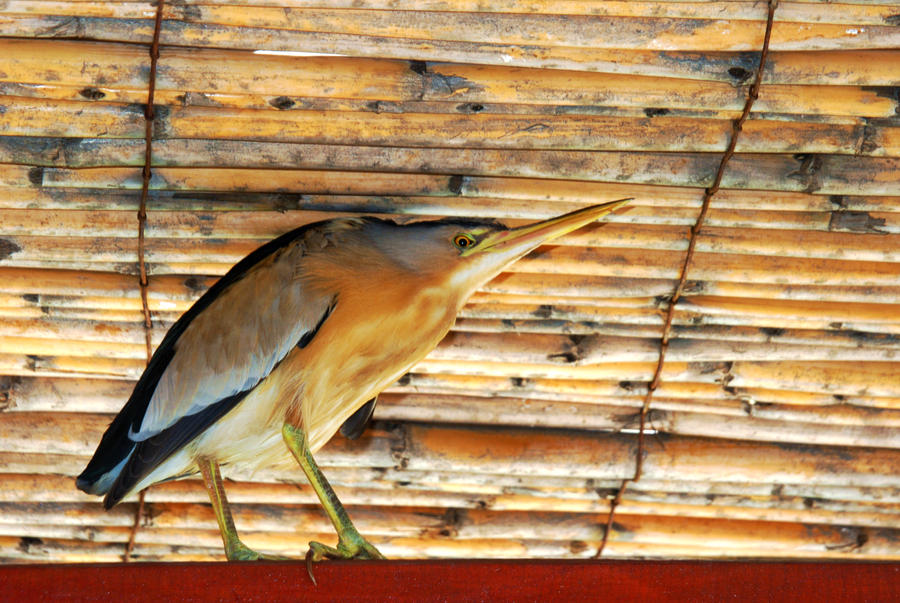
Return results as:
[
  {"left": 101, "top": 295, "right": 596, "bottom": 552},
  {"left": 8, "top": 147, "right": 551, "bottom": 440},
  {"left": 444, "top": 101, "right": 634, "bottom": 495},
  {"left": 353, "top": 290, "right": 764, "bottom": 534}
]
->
[
  {"left": 594, "top": 0, "right": 779, "bottom": 558},
  {"left": 125, "top": 0, "right": 166, "bottom": 563}
]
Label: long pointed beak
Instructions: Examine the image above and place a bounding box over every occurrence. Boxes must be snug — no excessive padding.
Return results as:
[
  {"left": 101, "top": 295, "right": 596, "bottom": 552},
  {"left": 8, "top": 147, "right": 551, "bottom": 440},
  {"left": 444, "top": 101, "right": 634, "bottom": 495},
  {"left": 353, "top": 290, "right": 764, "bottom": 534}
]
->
[{"left": 465, "top": 198, "right": 631, "bottom": 259}]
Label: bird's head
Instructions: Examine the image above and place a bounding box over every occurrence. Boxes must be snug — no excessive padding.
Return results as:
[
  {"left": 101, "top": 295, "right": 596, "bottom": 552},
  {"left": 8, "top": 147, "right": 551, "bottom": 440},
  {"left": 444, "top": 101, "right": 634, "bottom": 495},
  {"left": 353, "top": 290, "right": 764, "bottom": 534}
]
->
[{"left": 360, "top": 199, "right": 630, "bottom": 301}]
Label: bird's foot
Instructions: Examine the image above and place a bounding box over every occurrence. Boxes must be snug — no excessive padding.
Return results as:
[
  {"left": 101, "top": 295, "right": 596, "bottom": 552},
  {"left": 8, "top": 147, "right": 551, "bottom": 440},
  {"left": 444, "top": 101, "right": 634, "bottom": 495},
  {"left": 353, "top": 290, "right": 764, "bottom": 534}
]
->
[
  {"left": 305, "top": 531, "right": 384, "bottom": 584},
  {"left": 225, "top": 541, "right": 288, "bottom": 562}
]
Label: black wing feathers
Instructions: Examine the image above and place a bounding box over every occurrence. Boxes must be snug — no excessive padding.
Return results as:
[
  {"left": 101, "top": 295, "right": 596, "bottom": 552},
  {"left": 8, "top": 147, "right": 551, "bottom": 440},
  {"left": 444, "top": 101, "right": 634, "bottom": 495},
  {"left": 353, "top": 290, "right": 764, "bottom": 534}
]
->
[
  {"left": 340, "top": 397, "right": 377, "bottom": 440},
  {"left": 77, "top": 222, "right": 325, "bottom": 494},
  {"left": 102, "top": 388, "right": 252, "bottom": 508}
]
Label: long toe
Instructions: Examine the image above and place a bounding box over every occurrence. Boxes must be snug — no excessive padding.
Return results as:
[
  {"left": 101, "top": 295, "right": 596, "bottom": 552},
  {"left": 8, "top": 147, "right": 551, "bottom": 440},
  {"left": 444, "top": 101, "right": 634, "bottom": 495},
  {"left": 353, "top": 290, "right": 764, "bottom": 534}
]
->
[
  {"left": 226, "top": 541, "right": 289, "bottom": 561},
  {"left": 352, "top": 539, "right": 384, "bottom": 560},
  {"left": 305, "top": 537, "right": 385, "bottom": 584}
]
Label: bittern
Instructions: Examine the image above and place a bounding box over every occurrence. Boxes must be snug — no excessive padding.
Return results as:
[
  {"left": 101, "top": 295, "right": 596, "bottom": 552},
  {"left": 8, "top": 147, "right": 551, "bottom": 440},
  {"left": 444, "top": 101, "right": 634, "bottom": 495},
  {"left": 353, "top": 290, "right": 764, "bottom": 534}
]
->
[{"left": 77, "top": 199, "right": 628, "bottom": 565}]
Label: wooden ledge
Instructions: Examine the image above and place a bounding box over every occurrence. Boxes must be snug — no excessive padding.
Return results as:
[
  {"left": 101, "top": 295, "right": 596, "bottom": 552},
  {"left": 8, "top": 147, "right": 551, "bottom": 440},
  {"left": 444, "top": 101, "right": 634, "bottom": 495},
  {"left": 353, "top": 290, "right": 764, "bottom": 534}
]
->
[{"left": 1, "top": 560, "right": 897, "bottom": 602}]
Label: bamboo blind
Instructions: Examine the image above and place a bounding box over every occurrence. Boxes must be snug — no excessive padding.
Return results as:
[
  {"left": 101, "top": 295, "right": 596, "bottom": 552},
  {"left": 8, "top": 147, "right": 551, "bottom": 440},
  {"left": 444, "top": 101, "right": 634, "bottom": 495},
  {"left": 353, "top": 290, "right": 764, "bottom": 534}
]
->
[{"left": 1, "top": 0, "right": 899, "bottom": 563}]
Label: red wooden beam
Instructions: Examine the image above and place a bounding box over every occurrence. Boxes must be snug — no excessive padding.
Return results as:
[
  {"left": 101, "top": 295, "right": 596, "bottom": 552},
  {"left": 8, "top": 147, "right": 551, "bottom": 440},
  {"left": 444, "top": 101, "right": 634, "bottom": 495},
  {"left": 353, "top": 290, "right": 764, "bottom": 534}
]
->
[{"left": 1, "top": 560, "right": 897, "bottom": 602}]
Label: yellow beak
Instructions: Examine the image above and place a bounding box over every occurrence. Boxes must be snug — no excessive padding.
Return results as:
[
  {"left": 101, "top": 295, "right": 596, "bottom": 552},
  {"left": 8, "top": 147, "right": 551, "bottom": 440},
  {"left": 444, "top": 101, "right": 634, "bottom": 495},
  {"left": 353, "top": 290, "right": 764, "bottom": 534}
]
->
[{"left": 464, "top": 198, "right": 631, "bottom": 259}]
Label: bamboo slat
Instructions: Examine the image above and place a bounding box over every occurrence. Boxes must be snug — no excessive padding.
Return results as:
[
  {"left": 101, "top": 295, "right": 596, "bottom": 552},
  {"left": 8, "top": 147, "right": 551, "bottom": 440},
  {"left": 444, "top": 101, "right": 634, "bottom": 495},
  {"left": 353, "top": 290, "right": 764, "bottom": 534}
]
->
[
  {"left": 5, "top": 1, "right": 900, "bottom": 26},
  {"left": 4, "top": 10, "right": 900, "bottom": 55},
  {"left": 6, "top": 473, "right": 899, "bottom": 530},
  {"left": 3, "top": 450, "right": 897, "bottom": 512},
  {"left": 4, "top": 346, "right": 899, "bottom": 407},
  {"left": 6, "top": 97, "right": 900, "bottom": 156},
  {"left": 2, "top": 208, "right": 900, "bottom": 264},
  {"left": 5, "top": 374, "right": 899, "bottom": 448},
  {"left": 5, "top": 234, "right": 900, "bottom": 288},
  {"left": 2, "top": 265, "right": 898, "bottom": 309},
  {"left": 1, "top": 313, "right": 898, "bottom": 366},
  {"left": 2, "top": 197, "right": 897, "bottom": 236},
  {"left": 2, "top": 39, "right": 900, "bottom": 114},
  {"left": 3, "top": 414, "right": 897, "bottom": 489},
  {"left": 9, "top": 374, "right": 899, "bottom": 430},
  {"left": 8, "top": 147, "right": 900, "bottom": 194},
  {"left": 4, "top": 300, "right": 898, "bottom": 352},
  {"left": 2, "top": 500, "right": 898, "bottom": 558},
  {"left": 4, "top": 530, "right": 896, "bottom": 563},
  {"left": 4, "top": 164, "right": 899, "bottom": 214}
]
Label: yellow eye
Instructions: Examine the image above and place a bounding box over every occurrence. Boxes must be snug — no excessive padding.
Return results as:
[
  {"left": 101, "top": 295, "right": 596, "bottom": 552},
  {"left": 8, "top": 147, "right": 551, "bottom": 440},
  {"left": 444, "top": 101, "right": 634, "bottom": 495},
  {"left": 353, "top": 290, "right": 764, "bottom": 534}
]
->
[{"left": 453, "top": 234, "right": 476, "bottom": 250}]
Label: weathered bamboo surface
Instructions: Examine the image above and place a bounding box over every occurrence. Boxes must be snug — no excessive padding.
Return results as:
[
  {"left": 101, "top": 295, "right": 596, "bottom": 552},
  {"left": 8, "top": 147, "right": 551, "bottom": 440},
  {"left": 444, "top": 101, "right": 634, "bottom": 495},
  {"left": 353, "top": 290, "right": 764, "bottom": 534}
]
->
[
  {"left": 1, "top": 420, "right": 899, "bottom": 560},
  {"left": 1, "top": 40, "right": 899, "bottom": 118},
  {"left": 1, "top": 0, "right": 899, "bottom": 565}
]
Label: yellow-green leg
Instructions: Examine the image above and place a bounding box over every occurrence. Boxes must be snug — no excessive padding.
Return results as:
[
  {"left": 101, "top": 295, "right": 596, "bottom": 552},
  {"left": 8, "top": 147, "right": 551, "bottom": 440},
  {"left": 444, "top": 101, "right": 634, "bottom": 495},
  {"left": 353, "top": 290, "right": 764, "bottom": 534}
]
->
[
  {"left": 282, "top": 423, "right": 384, "bottom": 569},
  {"left": 198, "top": 457, "right": 283, "bottom": 561}
]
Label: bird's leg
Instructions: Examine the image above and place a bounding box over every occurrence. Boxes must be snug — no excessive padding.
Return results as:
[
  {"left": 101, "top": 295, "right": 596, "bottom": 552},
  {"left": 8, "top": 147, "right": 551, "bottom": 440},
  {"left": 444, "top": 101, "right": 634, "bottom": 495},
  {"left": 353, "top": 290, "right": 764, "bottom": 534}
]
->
[
  {"left": 198, "top": 457, "right": 284, "bottom": 561},
  {"left": 282, "top": 423, "right": 385, "bottom": 567}
]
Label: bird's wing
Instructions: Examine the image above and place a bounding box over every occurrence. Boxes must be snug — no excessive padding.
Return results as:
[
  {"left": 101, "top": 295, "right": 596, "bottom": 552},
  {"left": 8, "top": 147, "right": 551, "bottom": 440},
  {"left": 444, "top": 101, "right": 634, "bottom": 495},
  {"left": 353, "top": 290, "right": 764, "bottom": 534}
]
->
[
  {"left": 133, "top": 241, "right": 334, "bottom": 440},
  {"left": 76, "top": 223, "right": 336, "bottom": 499}
]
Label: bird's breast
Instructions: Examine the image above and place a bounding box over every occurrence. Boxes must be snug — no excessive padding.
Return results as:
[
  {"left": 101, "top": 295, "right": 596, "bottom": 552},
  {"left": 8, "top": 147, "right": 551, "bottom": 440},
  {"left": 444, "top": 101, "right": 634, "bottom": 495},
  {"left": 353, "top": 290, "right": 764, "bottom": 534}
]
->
[{"left": 289, "top": 283, "right": 459, "bottom": 451}]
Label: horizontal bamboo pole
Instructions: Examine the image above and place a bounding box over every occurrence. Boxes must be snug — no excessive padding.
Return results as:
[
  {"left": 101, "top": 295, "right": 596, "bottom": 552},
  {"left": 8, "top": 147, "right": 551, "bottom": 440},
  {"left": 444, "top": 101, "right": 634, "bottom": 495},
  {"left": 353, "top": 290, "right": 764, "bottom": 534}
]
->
[
  {"left": 7, "top": 1, "right": 899, "bottom": 26},
  {"left": 158, "top": 1, "right": 900, "bottom": 15},
  {"left": 168, "top": 107, "right": 900, "bottom": 157},
  {"left": 0, "top": 79, "right": 744, "bottom": 121},
  {"left": 0, "top": 532, "right": 587, "bottom": 562},
  {"left": 12, "top": 367, "right": 896, "bottom": 428},
  {"left": 5, "top": 10, "right": 899, "bottom": 56},
  {"left": 4, "top": 450, "right": 898, "bottom": 514},
  {"left": 400, "top": 423, "right": 900, "bottom": 486},
  {"left": 4, "top": 164, "right": 899, "bottom": 213},
  {"left": 2, "top": 500, "right": 897, "bottom": 560},
  {"left": 0, "top": 83, "right": 892, "bottom": 128},
  {"left": 10, "top": 369, "right": 900, "bottom": 429},
  {"left": 4, "top": 414, "right": 897, "bottom": 488},
  {"left": 6, "top": 98, "right": 900, "bottom": 157},
  {"left": 4, "top": 298, "right": 896, "bottom": 352},
  {"left": 0, "top": 500, "right": 893, "bottom": 557},
  {"left": 10, "top": 147, "right": 900, "bottom": 194},
  {"left": 1, "top": 208, "right": 897, "bottom": 262},
  {"left": 0, "top": 286, "right": 886, "bottom": 334},
  {"left": 3, "top": 339, "right": 899, "bottom": 404},
  {"left": 2, "top": 236, "right": 899, "bottom": 287},
  {"left": 459, "top": 301, "right": 900, "bottom": 334},
  {"left": 3, "top": 263, "right": 897, "bottom": 311},
  {"left": 2, "top": 315, "right": 897, "bottom": 368},
  {"left": 5, "top": 438, "right": 899, "bottom": 511},
  {"left": 174, "top": 2, "right": 899, "bottom": 25},
  {"left": 729, "top": 362, "right": 900, "bottom": 399},
  {"left": 408, "top": 361, "right": 900, "bottom": 400},
  {"left": 5, "top": 372, "right": 897, "bottom": 447},
  {"left": 0, "top": 194, "right": 897, "bottom": 241},
  {"left": 166, "top": 8, "right": 900, "bottom": 52},
  {"left": 7, "top": 472, "right": 899, "bottom": 530},
  {"left": 733, "top": 387, "right": 900, "bottom": 411},
  {"left": 0, "top": 360, "right": 833, "bottom": 409},
  {"left": 4, "top": 532, "right": 897, "bottom": 564},
  {"left": 1, "top": 188, "right": 897, "bottom": 240},
  {"left": 2, "top": 265, "right": 898, "bottom": 311},
  {"left": 2, "top": 39, "right": 899, "bottom": 114},
  {"left": 2, "top": 497, "right": 897, "bottom": 558}
]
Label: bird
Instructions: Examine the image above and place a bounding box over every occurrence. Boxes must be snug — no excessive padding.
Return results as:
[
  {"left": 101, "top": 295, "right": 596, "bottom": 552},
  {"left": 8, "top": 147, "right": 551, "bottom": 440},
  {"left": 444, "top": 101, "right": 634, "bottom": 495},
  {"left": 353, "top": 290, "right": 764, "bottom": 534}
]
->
[{"left": 76, "top": 199, "right": 629, "bottom": 565}]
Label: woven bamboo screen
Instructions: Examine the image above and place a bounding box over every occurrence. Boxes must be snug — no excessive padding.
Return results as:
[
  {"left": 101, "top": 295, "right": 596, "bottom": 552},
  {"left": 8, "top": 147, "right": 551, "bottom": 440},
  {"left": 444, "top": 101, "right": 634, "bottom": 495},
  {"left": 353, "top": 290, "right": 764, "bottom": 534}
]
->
[{"left": 1, "top": 1, "right": 899, "bottom": 563}]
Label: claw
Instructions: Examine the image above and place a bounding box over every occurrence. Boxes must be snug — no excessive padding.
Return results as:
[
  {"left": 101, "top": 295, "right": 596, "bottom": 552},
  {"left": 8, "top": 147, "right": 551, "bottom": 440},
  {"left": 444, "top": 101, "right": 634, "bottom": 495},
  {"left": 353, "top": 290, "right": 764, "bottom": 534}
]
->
[
  {"left": 306, "top": 548, "right": 318, "bottom": 585},
  {"left": 304, "top": 534, "right": 385, "bottom": 585}
]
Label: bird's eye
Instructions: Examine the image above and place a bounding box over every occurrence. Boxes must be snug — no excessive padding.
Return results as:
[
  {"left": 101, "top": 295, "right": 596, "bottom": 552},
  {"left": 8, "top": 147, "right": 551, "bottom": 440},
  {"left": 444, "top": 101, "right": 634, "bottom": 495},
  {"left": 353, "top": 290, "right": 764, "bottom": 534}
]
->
[{"left": 453, "top": 234, "right": 476, "bottom": 250}]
